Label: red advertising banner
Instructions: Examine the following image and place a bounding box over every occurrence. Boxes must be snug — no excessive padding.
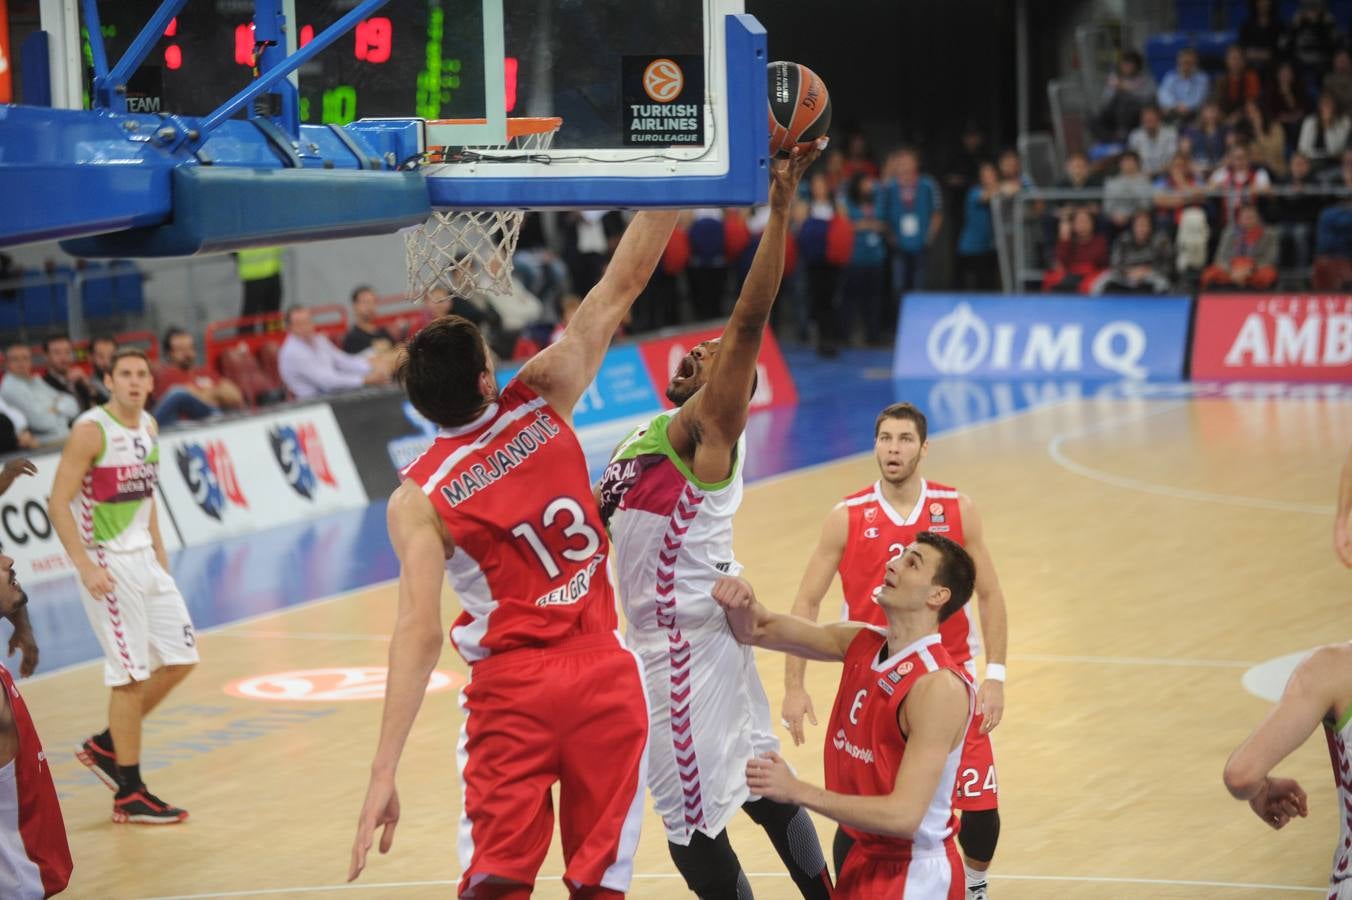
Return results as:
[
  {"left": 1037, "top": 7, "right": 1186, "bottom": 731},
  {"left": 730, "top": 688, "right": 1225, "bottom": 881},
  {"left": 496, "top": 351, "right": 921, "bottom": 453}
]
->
[
  {"left": 637, "top": 326, "right": 798, "bottom": 410},
  {"left": 0, "top": 0, "right": 11, "bottom": 104},
  {"left": 1191, "top": 294, "right": 1352, "bottom": 382}
]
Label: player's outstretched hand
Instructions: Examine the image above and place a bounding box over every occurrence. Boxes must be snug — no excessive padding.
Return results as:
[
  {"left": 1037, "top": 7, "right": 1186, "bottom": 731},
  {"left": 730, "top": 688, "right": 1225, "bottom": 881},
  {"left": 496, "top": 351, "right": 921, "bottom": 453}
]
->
[
  {"left": 1248, "top": 776, "right": 1308, "bottom": 830},
  {"left": 781, "top": 688, "right": 818, "bottom": 747},
  {"left": 768, "top": 138, "right": 828, "bottom": 209},
  {"left": 8, "top": 625, "right": 38, "bottom": 678},
  {"left": 976, "top": 680, "right": 1004, "bottom": 734},
  {"left": 712, "top": 575, "right": 757, "bottom": 611},
  {"left": 348, "top": 771, "right": 401, "bottom": 882},
  {"left": 0, "top": 458, "right": 37, "bottom": 495},
  {"left": 746, "top": 751, "right": 799, "bottom": 805}
]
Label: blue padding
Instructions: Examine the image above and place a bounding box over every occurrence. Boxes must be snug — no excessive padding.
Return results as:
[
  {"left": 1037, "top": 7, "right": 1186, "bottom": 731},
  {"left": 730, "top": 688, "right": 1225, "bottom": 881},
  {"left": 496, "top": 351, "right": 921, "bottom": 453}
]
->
[
  {"left": 0, "top": 299, "right": 21, "bottom": 333},
  {"left": 110, "top": 261, "right": 145, "bottom": 315},
  {"left": 80, "top": 265, "right": 117, "bottom": 321},
  {"left": 1194, "top": 29, "right": 1238, "bottom": 61},
  {"left": 19, "top": 32, "right": 51, "bottom": 107},
  {"left": 1176, "top": 0, "right": 1213, "bottom": 32},
  {"left": 60, "top": 167, "right": 430, "bottom": 257}
]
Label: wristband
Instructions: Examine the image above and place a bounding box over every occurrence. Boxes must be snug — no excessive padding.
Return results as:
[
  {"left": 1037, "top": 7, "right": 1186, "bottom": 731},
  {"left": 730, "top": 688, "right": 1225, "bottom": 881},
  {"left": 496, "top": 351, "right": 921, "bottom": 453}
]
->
[{"left": 984, "top": 663, "right": 1006, "bottom": 683}]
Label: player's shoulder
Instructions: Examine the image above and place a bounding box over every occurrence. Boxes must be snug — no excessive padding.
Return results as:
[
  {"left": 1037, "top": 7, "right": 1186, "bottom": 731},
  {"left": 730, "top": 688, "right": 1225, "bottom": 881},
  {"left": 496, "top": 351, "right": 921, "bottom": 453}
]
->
[
  {"left": 923, "top": 479, "right": 960, "bottom": 498},
  {"left": 1298, "top": 643, "right": 1352, "bottom": 684},
  {"left": 841, "top": 482, "right": 879, "bottom": 506}
]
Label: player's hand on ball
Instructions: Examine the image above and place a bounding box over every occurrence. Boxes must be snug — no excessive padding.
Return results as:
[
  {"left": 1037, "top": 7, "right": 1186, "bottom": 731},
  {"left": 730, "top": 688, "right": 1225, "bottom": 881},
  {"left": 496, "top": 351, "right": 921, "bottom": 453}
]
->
[
  {"left": 781, "top": 687, "right": 818, "bottom": 747},
  {"left": 747, "top": 751, "right": 798, "bottom": 804},
  {"left": 976, "top": 680, "right": 1004, "bottom": 734},
  {"left": 712, "top": 576, "right": 756, "bottom": 610},
  {"left": 1249, "top": 776, "right": 1308, "bottom": 829},
  {"left": 349, "top": 771, "right": 401, "bottom": 881}
]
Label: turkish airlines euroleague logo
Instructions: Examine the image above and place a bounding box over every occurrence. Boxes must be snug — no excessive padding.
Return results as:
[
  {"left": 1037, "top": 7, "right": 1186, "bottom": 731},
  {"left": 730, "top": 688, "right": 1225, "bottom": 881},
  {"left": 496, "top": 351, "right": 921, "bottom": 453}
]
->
[
  {"left": 643, "top": 58, "right": 684, "bottom": 103},
  {"left": 269, "top": 422, "right": 337, "bottom": 500}
]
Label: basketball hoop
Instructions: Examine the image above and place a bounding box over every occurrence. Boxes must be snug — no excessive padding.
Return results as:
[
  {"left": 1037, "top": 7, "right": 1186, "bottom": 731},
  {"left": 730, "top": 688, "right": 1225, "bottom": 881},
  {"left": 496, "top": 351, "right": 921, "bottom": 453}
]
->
[{"left": 405, "top": 117, "right": 562, "bottom": 300}]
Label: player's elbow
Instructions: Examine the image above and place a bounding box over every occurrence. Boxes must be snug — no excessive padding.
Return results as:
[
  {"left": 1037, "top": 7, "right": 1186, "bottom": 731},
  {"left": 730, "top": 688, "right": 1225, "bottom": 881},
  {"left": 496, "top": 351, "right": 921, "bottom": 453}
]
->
[
  {"left": 1222, "top": 754, "right": 1262, "bottom": 799},
  {"left": 885, "top": 806, "right": 923, "bottom": 840}
]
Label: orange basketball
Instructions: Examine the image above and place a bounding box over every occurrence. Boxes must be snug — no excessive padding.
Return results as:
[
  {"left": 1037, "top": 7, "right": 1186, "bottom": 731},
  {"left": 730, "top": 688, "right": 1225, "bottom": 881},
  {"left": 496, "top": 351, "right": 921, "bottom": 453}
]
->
[{"left": 767, "top": 61, "right": 831, "bottom": 158}]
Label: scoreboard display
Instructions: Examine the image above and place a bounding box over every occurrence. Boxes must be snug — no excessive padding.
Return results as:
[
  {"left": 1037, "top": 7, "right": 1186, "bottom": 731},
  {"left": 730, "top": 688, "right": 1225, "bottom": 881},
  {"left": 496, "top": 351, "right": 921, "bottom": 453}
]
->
[{"left": 87, "top": 0, "right": 705, "bottom": 148}]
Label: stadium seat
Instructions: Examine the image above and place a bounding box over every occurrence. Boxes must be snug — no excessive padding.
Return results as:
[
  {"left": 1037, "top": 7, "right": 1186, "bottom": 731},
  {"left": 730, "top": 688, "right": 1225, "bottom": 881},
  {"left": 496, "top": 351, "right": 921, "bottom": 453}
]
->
[
  {"left": 218, "top": 344, "right": 275, "bottom": 408},
  {"left": 1018, "top": 132, "right": 1060, "bottom": 187},
  {"left": 1175, "top": 0, "right": 1213, "bottom": 32},
  {"left": 1145, "top": 32, "right": 1192, "bottom": 83},
  {"left": 1194, "top": 30, "right": 1238, "bottom": 66},
  {"left": 110, "top": 260, "right": 146, "bottom": 318},
  {"left": 80, "top": 263, "right": 118, "bottom": 322},
  {"left": 255, "top": 340, "right": 283, "bottom": 389}
]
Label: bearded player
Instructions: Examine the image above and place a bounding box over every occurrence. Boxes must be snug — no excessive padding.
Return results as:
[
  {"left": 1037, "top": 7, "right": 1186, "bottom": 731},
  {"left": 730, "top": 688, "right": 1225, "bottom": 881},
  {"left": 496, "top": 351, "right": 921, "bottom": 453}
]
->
[
  {"left": 782, "top": 402, "right": 1008, "bottom": 899},
  {"left": 596, "top": 146, "right": 833, "bottom": 899},
  {"left": 716, "top": 532, "right": 978, "bottom": 899}
]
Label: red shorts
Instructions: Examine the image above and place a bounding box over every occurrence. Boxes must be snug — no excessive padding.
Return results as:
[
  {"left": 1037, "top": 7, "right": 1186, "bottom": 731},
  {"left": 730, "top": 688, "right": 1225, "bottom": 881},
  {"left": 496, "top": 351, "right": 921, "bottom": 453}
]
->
[
  {"left": 953, "top": 712, "right": 998, "bottom": 812},
  {"left": 457, "top": 632, "right": 649, "bottom": 897},
  {"left": 837, "top": 841, "right": 964, "bottom": 899}
]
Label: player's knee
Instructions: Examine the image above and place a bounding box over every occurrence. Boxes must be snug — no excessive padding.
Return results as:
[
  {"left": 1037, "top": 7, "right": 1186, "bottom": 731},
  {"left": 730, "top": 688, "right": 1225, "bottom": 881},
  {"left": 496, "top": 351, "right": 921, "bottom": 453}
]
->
[
  {"left": 111, "top": 679, "right": 144, "bottom": 695},
  {"left": 669, "top": 834, "right": 745, "bottom": 900},
  {"left": 165, "top": 663, "right": 196, "bottom": 680},
  {"left": 957, "top": 808, "right": 1001, "bottom": 863}
]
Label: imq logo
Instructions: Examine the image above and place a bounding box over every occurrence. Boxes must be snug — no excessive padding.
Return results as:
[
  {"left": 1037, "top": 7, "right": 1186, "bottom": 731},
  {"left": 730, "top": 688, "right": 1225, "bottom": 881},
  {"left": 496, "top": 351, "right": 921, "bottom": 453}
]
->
[
  {"left": 176, "top": 441, "right": 247, "bottom": 521},
  {"left": 925, "top": 302, "right": 1149, "bottom": 378},
  {"left": 269, "top": 422, "right": 337, "bottom": 500}
]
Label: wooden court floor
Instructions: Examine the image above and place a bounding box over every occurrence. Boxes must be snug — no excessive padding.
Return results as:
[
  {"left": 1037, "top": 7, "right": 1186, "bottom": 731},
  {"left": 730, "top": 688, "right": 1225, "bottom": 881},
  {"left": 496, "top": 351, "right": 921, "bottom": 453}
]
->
[{"left": 23, "top": 391, "right": 1352, "bottom": 899}]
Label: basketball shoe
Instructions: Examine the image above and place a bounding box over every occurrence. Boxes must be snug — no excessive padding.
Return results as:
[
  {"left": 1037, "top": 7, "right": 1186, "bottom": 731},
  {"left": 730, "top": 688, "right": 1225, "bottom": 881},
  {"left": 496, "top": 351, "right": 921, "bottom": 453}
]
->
[
  {"left": 112, "top": 788, "right": 189, "bottom": 825},
  {"left": 75, "top": 736, "right": 120, "bottom": 791}
]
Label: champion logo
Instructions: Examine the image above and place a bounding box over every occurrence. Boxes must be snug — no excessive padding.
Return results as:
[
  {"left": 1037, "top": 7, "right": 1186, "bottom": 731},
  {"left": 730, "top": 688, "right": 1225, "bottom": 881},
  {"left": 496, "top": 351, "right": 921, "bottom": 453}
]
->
[{"left": 864, "top": 527, "right": 880, "bottom": 539}]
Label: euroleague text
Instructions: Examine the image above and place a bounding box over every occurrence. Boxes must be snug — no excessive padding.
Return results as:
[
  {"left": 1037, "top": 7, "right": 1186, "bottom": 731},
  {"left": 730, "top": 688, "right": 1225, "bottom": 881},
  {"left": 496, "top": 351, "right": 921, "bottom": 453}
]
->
[{"left": 440, "top": 411, "right": 561, "bottom": 508}]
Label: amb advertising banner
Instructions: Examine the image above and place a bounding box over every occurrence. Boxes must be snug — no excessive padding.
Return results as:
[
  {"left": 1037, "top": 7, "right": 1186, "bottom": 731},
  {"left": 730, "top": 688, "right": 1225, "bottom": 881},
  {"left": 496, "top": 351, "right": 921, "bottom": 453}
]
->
[
  {"left": 894, "top": 294, "right": 1193, "bottom": 381},
  {"left": 638, "top": 326, "right": 798, "bottom": 410},
  {"left": 0, "top": 450, "right": 182, "bottom": 588},
  {"left": 1191, "top": 294, "right": 1352, "bottom": 381},
  {"left": 157, "top": 406, "right": 367, "bottom": 545}
]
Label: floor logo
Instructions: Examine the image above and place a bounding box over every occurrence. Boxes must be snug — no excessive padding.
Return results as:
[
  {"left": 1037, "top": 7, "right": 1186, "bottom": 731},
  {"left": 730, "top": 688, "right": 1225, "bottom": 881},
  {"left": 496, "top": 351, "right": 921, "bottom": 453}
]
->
[
  {"left": 224, "top": 667, "right": 464, "bottom": 702},
  {"left": 176, "top": 441, "right": 248, "bottom": 521},
  {"left": 270, "top": 422, "right": 337, "bottom": 499}
]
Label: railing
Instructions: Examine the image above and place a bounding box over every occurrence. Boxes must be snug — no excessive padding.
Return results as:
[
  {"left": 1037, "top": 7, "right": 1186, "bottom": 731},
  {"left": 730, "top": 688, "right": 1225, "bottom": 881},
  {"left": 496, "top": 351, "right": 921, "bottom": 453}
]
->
[{"left": 992, "top": 184, "right": 1352, "bottom": 293}]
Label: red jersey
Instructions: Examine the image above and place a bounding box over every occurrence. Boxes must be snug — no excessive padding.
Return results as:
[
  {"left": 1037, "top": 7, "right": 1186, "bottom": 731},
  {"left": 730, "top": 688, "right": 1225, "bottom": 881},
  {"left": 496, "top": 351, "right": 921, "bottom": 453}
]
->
[
  {"left": 837, "top": 480, "right": 979, "bottom": 669},
  {"left": 401, "top": 379, "right": 617, "bottom": 664},
  {"left": 0, "top": 664, "right": 72, "bottom": 898},
  {"left": 825, "top": 629, "right": 973, "bottom": 856}
]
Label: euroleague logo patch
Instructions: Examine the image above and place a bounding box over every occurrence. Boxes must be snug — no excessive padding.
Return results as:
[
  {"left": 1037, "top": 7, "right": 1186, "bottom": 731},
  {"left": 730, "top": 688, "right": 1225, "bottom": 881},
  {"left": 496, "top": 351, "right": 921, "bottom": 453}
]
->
[
  {"left": 643, "top": 58, "right": 684, "bottom": 103},
  {"left": 269, "top": 422, "right": 337, "bottom": 500},
  {"left": 176, "top": 441, "right": 248, "bottom": 521}
]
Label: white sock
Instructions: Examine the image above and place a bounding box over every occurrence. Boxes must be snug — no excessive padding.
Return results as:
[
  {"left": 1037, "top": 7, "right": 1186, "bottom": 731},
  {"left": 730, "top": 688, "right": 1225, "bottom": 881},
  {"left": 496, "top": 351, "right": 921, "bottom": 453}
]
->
[{"left": 965, "top": 862, "right": 987, "bottom": 887}]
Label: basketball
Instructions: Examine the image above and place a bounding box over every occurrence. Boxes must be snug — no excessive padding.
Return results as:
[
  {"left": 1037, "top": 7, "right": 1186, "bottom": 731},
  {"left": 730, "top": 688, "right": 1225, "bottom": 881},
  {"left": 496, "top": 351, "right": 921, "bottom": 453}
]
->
[{"left": 767, "top": 61, "right": 832, "bottom": 158}]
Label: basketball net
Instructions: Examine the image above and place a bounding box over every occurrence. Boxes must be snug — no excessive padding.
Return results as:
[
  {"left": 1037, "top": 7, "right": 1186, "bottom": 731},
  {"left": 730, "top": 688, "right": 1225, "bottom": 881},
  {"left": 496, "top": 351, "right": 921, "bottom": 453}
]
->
[{"left": 405, "top": 117, "right": 562, "bottom": 300}]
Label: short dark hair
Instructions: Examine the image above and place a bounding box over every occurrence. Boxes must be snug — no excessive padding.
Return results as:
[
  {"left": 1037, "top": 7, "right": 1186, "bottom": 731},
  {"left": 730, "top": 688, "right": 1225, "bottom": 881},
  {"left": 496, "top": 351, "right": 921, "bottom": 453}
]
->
[
  {"left": 914, "top": 531, "right": 976, "bottom": 623},
  {"left": 350, "top": 284, "right": 376, "bottom": 305},
  {"left": 874, "top": 402, "right": 927, "bottom": 443},
  {"left": 397, "top": 315, "right": 489, "bottom": 427},
  {"left": 162, "top": 327, "right": 189, "bottom": 355},
  {"left": 111, "top": 348, "right": 151, "bottom": 370},
  {"left": 42, "top": 333, "right": 71, "bottom": 352},
  {"left": 90, "top": 333, "right": 117, "bottom": 350},
  {"left": 1119, "top": 149, "right": 1141, "bottom": 167}
]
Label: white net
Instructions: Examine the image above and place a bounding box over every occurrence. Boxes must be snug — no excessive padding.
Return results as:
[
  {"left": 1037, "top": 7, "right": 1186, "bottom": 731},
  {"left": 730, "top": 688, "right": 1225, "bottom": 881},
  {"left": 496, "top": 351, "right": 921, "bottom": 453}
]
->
[{"left": 404, "top": 118, "right": 561, "bottom": 300}]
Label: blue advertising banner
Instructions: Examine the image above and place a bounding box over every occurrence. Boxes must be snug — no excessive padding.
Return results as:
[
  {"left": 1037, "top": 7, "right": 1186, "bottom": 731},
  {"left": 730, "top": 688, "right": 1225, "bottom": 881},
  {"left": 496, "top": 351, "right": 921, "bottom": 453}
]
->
[
  {"left": 893, "top": 294, "right": 1194, "bottom": 380},
  {"left": 495, "top": 344, "right": 664, "bottom": 428}
]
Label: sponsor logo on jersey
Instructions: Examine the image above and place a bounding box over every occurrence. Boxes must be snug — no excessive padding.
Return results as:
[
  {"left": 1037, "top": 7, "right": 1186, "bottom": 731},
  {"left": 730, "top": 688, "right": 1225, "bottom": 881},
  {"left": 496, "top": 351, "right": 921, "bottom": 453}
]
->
[
  {"left": 832, "top": 728, "right": 875, "bottom": 765},
  {"left": 877, "top": 678, "right": 894, "bottom": 696},
  {"left": 176, "top": 441, "right": 247, "bottom": 521},
  {"left": 863, "top": 506, "right": 877, "bottom": 524},
  {"left": 270, "top": 422, "right": 337, "bottom": 500},
  {"left": 929, "top": 502, "right": 946, "bottom": 523},
  {"left": 894, "top": 661, "right": 914, "bottom": 678},
  {"left": 931, "top": 525, "right": 950, "bottom": 533}
]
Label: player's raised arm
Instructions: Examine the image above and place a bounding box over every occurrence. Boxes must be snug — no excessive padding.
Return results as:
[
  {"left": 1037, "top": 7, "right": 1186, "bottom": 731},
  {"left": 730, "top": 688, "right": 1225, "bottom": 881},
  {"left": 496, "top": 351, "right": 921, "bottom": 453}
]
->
[
  {"left": 960, "top": 495, "right": 1009, "bottom": 734},
  {"left": 350, "top": 481, "right": 448, "bottom": 882},
  {"left": 671, "top": 147, "right": 819, "bottom": 459},
  {"left": 517, "top": 211, "right": 678, "bottom": 417},
  {"left": 713, "top": 575, "right": 856, "bottom": 662},
  {"left": 783, "top": 502, "right": 849, "bottom": 745}
]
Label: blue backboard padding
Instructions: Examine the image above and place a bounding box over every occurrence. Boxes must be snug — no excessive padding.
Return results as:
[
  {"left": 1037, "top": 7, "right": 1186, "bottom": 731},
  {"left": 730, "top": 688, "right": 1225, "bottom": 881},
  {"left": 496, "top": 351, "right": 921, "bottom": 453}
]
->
[{"left": 19, "top": 32, "right": 51, "bottom": 107}]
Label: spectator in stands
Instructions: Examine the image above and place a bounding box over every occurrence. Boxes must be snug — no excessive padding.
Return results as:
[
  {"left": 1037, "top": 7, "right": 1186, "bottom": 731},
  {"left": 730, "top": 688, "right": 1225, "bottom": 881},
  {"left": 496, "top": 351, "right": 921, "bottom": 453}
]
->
[
  {"left": 1097, "top": 50, "right": 1157, "bottom": 142},
  {"left": 1326, "top": 50, "right": 1352, "bottom": 119},
  {"left": 839, "top": 130, "right": 879, "bottom": 181},
  {"left": 0, "top": 391, "right": 36, "bottom": 452},
  {"left": 1050, "top": 150, "right": 1102, "bottom": 224},
  {"left": 1158, "top": 47, "right": 1210, "bottom": 123},
  {"left": 1214, "top": 45, "right": 1264, "bottom": 127},
  {"left": 41, "top": 334, "right": 101, "bottom": 411},
  {"left": 1045, "top": 207, "right": 1109, "bottom": 293},
  {"left": 956, "top": 162, "right": 1002, "bottom": 291},
  {"left": 513, "top": 213, "right": 570, "bottom": 312},
  {"left": 0, "top": 344, "right": 77, "bottom": 442},
  {"left": 236, "top": 246, "right": 284, "bottom": 319},
  {"left": 1128, "top": 105, "right": 1180, "bottom": 177},
  {"left": 685, "top": 209, "right": 740, "bottom": 321},
  {"left": 944, "top": 121, "right": 991, "bottom": 212},
  {"left": 1154, "top": 152, "right": 1207, "bottom": 226},
  {"left": 1239, "top": 100, "right": 1288, "bottom": 178},
  {"left": 1202, "top": 202, "right": 1280, "bottom": 289},
  {"left": 1299, "top": 91, "right": 1352, "bottom": 172},
  {"left": 1103, "top": 151, "right": 1155, "bottom": 232},
  {"left": 1210, "top": 142, "right": 1273, "bottom": 224},
  {"left": 1100, "top": 209, "right": 1174, "bottom": 294},
  {"left": 560, "top": 210, "right": 624, "bottom": 295},
  {"left": 1284, "top": 0, "right": 1343, "bottom": 90},
  {"left": 1238, "top": 0, "right": 1284, "bottom": 71},
  {"left": 797, "top": 172, "right": 850, "bottom": 357},
  {"left": 1313, "top": 149, "right": 1352, "bottom": 288},
  {"left": 842, "top": 173, "right": 890, "bottom": 342},
  {"left": 1185, "top": 102, "right": 1230, "bottom": 173},
  {"left": 471, "top": 258, "right": 546, "bottom": 349},
  {"left": 88, "top": 334, "right": 116, "bottom": 389},
  {"left": 1269, "top": 151, "right": 1326, "bottom": 269},
  {"left": 278, "top": 307, "right": 392, "bottom": 400},
  {"left": 153, "top": 327, "right": 247, "bottom": 425},
  {"left": 879, "top": 146, "right": 944, "bottom": 304},
  {"left": 341, "top": 286, "right": 396, "bottom": 356},
  {"left": 1273, "top": 60, "right": 1313, "bottom": 150}
]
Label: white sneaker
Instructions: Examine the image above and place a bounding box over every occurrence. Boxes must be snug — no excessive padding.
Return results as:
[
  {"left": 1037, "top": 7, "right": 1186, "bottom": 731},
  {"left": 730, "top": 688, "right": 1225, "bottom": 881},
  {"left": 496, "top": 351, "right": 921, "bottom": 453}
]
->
[{"left": 967, "top": 882, "right": 989, "bottom": 900}]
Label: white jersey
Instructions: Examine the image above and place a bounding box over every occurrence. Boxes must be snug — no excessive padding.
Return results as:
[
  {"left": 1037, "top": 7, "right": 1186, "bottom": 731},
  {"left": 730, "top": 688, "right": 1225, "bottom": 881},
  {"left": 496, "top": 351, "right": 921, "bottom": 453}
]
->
[
  {"left": 70, "top": 407, "right": 158, "bottom": 553},
  {"left": 1327, "top": 702, "right": 1352, "bottom": 898},
  {"left": 599, "top": 410, "right": 779, "bottom": 843}
]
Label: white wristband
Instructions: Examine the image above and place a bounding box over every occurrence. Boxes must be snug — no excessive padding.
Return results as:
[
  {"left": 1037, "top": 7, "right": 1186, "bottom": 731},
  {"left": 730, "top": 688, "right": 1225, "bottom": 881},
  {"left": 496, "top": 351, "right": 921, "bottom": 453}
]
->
[{"left": 984, "top": 664, "right": 1006, "bottom": 683}]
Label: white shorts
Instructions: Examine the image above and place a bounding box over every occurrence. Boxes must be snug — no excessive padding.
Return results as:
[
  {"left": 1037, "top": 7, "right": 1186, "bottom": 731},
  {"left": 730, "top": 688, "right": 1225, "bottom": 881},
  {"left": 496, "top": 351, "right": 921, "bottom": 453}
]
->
[
  {"left": 77, "top": 547, "right": 198, "bottom": 687},
  {"left": 633, "top": 623, "right": 779, "bottom": 845}
]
